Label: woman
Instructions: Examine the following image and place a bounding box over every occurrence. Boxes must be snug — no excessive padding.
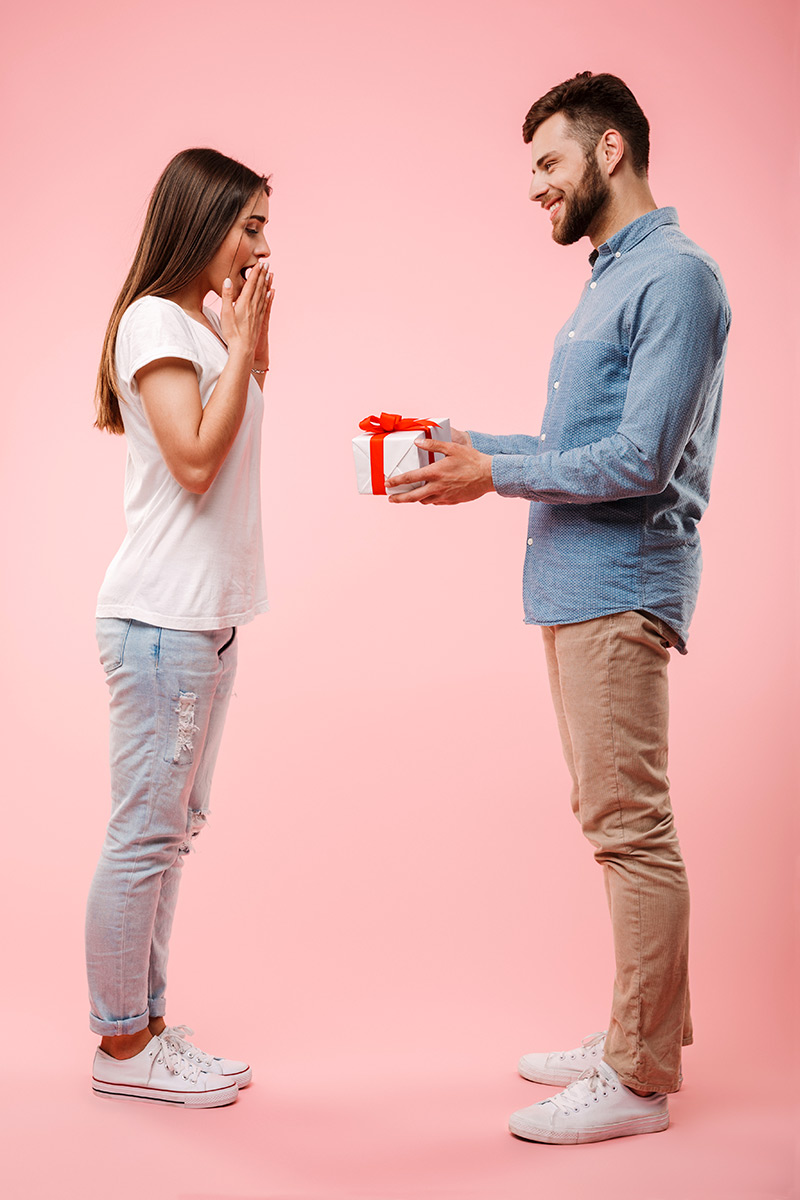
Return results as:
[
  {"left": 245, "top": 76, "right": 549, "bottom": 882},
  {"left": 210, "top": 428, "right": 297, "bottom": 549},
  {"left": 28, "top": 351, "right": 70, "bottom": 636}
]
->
[{"left": 86, "top": 148, "right": 274, "bottom": 1108}]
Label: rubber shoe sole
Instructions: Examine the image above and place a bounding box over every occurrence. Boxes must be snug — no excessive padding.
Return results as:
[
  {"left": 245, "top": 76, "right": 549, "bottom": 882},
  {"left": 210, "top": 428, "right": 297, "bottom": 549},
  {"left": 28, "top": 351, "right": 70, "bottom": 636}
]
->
[{"left": 92, "top": 1078, "right": 238, "bottom": 1107}]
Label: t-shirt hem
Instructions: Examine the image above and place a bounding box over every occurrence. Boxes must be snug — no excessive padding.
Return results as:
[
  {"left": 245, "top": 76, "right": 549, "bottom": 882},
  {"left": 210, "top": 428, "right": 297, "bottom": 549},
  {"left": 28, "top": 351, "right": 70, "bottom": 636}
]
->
[{"left": 96, "top": 600, "right": 269, "bottom": 631}]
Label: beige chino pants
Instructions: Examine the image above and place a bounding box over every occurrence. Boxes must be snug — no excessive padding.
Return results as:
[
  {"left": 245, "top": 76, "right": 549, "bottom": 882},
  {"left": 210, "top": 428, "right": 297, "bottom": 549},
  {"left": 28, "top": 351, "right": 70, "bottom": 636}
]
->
[{"left": 541, "top": 610, "right": 692, "bottom": 1094}]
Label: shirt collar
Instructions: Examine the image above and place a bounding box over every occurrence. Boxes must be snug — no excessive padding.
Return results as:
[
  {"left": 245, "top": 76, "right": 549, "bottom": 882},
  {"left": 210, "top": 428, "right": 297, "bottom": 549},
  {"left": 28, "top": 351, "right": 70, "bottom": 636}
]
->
[{"left": 588, "top": 206, "right": 679, "bottom": 266}]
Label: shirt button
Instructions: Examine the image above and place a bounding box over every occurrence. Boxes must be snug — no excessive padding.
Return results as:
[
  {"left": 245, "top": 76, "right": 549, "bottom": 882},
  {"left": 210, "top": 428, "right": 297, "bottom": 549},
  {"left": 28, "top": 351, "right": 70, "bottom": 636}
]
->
[
  {"left": 568, "top": 330, "right": 575, "bottom": 338},
  {"left": 540, "top": 432, "right": 546, "bottom": 442},
  {"left": 553, "top": 381, "right": 560, "bottom": 389},
  {"left": 590, "top": 281, "right": 597, "bottom": 289},
  {"left": 527, "top": 538, "right": 533, "bottom": 546},
  {"left": 615, "top": 252, "right": 621, "bottom": 258}
]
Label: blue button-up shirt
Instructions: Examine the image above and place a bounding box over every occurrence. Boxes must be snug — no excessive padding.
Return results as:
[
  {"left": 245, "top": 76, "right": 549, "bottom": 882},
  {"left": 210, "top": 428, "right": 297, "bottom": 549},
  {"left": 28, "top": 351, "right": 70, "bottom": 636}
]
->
[{"left": 469, "top": 207, "right": 730, "bottom": 649}]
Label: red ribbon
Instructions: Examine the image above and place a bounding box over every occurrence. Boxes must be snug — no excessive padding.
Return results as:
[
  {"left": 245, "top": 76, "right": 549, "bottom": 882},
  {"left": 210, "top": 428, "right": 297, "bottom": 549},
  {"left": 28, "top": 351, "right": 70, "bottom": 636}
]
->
[{"left": 358, "top": 412, "right": 441, "bottom": 495}]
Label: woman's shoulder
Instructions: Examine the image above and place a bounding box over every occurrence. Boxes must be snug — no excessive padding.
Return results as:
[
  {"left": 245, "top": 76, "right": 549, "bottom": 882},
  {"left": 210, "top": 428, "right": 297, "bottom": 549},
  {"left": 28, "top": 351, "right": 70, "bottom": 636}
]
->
[
  {"left": 116, "top": 296, "right": 203, "bottom": 385},
  {"left": 119, "top": 295, "right": 195, "bottom": 340}
]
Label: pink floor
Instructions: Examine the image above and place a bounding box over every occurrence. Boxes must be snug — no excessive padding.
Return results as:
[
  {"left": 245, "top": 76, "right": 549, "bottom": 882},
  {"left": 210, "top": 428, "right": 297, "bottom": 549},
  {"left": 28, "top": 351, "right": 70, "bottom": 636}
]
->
[
  {"left": 3, "top": 1, "right": 798, "bottom": 1197},
  {"left": 8, "top": 1031, "right": 796, "bottom": 1199}
]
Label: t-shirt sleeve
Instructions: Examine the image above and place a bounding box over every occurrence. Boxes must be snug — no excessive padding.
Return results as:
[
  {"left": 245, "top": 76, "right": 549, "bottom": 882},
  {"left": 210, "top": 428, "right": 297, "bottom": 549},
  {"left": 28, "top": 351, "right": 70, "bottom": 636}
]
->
[{"left": 116, "top": 298, "right": 203, "bottom": 389}]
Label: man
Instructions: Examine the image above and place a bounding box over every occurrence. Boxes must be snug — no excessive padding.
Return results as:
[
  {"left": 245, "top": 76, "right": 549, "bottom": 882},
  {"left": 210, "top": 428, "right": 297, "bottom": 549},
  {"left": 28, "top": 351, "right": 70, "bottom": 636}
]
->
[{"left": 388, "top": 71, "right": 730, "bottom": 1144}]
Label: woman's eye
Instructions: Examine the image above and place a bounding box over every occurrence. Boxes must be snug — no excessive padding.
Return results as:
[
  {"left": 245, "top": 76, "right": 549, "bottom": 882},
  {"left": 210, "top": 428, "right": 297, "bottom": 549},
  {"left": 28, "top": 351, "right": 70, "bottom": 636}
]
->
[{"left": 246, "top": 227, "right": 259, "bottom": 236}]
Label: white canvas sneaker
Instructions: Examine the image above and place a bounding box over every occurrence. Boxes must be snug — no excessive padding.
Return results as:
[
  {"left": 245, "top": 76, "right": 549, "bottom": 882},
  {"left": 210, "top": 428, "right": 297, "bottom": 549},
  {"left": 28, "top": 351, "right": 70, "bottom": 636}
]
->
[
  {"left": 92, "top": 1035, "right": 239, "bottom": 1107},
  {"left": 509, "top": 1060, "right": 669, "bottom": 1144},
  {"left": 518, "top": 1030, "right": 607, "bottom": 1085},
  {"left": 160, "top": 1024, "right": 252, "bottom": 1087}
]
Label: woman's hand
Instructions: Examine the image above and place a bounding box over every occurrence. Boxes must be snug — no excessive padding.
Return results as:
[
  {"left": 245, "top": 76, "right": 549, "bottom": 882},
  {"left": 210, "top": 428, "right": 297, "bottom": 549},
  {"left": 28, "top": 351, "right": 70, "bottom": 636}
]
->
[
  {"left": 220, "top": 258, "right": 272, "bottom": 363},
  {"left": 252, "top": 269, "right": 275, "bottom": 373}
]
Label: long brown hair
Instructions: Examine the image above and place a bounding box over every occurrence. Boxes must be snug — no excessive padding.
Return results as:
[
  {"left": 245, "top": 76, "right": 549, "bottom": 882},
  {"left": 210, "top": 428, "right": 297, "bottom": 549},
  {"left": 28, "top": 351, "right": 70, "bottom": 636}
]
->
[{"left": 95, "top": 148, "right": 270, "bottom": 434}]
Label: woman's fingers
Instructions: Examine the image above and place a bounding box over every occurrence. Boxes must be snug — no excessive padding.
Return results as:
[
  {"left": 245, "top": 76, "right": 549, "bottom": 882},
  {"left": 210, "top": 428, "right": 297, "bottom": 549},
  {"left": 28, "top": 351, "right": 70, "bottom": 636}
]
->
[
  {"left": 227, "top": 260, "right": 272, "bottom": 358},
  {"left": 239, "top": 258, "right": 269, "bottom": 306},
  {"left": 252, "top": 261, "right": 270, "bottom": 312}
]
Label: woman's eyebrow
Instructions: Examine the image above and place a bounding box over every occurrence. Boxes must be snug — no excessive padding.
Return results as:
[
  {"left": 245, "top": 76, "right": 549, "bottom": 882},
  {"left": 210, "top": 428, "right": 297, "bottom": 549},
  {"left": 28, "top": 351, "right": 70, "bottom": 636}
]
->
[{"left": 245, "top": 213, "right": 267, "bottom": 223}]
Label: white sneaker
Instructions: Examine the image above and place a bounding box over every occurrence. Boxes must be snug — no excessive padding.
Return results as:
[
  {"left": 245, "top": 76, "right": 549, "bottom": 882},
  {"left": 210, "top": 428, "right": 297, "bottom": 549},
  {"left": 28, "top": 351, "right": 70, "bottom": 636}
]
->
[
  {"left": 518, "top": 1031, "right": 607, "bottom": 1085},
  {"left": 160, "top": 1024, "right": 252, "bottom": 1087},
  {"left": 92, "top": 1035, "right": 239, "bottom": 1107},
  {"left": 509, "top": 1061, "right": 669, "bottom": 1144}
]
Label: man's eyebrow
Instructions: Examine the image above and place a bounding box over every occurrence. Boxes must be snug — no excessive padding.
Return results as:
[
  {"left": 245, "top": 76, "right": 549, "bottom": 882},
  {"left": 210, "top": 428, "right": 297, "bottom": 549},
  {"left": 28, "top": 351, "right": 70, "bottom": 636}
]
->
[{"left": 534, "top": 152, "right": 559, "bottom": 170}]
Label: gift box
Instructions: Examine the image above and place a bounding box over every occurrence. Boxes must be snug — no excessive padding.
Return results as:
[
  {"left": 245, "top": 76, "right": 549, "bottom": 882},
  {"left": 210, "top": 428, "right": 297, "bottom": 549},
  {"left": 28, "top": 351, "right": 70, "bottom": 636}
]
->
[{"left": 353, "top": 413, "right": 451, "bottom": 495}]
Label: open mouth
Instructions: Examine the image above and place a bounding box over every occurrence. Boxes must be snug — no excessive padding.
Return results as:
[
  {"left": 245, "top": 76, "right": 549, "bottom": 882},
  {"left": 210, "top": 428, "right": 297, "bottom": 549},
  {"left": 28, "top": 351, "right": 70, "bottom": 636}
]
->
[{"left": 546, "top": 198, "right": 564, "bottom": 222}]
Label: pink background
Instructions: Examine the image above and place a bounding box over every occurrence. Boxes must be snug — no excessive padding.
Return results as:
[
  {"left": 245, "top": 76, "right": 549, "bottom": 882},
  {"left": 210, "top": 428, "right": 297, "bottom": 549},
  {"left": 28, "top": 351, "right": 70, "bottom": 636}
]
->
[{"left": 1, "top": 0, "right": 798, "bottom": 1197}]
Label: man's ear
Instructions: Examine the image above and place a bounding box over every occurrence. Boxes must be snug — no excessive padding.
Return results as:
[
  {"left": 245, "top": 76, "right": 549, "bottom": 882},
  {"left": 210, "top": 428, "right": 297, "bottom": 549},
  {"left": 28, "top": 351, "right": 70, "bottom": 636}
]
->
[{"left": 598, "top": 128, "right": 625, "bottom": 175}]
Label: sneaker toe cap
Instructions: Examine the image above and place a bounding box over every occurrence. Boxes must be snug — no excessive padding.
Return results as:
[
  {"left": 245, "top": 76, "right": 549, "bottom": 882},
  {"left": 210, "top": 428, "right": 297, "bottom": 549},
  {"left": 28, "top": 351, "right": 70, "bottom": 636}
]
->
[
  {"left": 209, "top": 1057, "right": 252, "bottom": 1085},
  {"left": 509, "top": 1100, "right": 557, "bottom": 1139},
  {"left": 517, "top": 1052, "right": 556, "bottom": 1080}
]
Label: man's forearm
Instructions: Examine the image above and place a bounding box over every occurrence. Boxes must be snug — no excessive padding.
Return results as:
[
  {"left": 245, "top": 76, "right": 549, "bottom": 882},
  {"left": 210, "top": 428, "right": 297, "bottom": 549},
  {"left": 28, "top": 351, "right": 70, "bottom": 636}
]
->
[{"left": 468, "top": 430, "right": 542, "bottom": 456}]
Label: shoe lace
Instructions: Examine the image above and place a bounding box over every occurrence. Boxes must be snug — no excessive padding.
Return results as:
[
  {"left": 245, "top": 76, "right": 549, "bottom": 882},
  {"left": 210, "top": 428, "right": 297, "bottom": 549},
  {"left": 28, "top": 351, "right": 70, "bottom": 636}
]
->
[
  {"left": 547, "top": 1065, "right": 616, "bottom": 1115},
  {"left": 157, "top": 1035, "right": 204, "bottom": 1083},
  {"left": 558, "top": 1030, "right": 606, "bottom": 1062},
  {"left": 160, "top": 1024, "right": 216, "bottom": 1068}
]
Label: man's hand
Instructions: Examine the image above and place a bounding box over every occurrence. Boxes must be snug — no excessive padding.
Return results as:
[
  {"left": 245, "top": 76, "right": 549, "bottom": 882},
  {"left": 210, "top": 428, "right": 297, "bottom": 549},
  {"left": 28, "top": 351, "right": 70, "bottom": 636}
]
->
[{"left": 387, "top": 438, "right": 494, "bottom": 505}]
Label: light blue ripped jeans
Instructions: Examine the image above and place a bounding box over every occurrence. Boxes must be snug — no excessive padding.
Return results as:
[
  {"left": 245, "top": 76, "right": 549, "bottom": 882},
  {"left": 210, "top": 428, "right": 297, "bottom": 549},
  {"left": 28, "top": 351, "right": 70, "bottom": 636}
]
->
[{"left": 86, "top": 619, "right": 238, "bottom": 1036}]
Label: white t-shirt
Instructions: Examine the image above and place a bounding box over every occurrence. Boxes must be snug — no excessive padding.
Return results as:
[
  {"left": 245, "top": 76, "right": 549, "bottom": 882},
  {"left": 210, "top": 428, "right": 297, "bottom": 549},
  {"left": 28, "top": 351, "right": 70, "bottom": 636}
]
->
[{"left": 96, "top": 296, "right": 268, "bottom": 630}]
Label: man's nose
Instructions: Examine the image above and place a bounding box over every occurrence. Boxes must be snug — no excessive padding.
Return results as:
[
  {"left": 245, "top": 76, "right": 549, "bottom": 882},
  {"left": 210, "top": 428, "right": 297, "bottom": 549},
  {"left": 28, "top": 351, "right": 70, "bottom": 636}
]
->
[{"left": 529, "top": 174, "right": 546, "bottom": 202}]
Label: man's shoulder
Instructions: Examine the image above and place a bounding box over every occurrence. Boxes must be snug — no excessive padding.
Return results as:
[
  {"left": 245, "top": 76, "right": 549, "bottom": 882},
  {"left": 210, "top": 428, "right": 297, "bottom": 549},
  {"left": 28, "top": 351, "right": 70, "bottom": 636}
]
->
[
  {"left": 626, "top": 225, "right": 730, "bottom": 326},
  {"left": 647, "top": 224, "right": 727, "bottom": 295}
]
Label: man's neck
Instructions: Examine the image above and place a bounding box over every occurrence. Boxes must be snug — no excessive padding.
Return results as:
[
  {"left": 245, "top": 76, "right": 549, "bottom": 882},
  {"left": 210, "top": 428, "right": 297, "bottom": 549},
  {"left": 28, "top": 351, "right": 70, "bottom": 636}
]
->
[{"left": 589, "top": 181, "right": 658, "bottom": 248}]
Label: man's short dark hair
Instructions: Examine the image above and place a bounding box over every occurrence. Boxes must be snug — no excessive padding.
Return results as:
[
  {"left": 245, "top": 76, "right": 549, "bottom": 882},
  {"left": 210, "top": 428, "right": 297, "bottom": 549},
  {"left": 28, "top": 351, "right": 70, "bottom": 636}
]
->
[{"left": 523, "top": 71, "right": 650, "bottom": 176}]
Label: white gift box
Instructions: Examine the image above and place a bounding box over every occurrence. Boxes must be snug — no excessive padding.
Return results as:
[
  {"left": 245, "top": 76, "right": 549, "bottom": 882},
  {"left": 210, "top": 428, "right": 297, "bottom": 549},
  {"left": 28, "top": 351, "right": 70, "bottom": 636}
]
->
[{"left": 353, "top": 417, "right": 451, "bottom": 495}]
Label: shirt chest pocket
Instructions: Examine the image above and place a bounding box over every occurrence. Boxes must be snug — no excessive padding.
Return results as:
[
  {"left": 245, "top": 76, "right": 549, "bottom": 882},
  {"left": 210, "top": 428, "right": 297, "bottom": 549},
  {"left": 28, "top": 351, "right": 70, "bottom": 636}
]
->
[{"left": 549, "top": 340, "right": 629, "bottom": 450}]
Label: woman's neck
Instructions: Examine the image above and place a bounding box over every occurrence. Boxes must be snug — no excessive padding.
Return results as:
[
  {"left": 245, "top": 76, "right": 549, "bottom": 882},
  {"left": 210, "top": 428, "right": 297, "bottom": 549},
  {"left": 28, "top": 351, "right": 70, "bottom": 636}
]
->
[{"left": 163, "top": 279, "right": 209, "bottom": 319}]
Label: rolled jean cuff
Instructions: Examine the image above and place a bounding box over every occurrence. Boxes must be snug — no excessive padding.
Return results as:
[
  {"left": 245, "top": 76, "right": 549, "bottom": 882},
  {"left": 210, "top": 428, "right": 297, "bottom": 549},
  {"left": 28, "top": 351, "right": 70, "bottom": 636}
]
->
[
  {"left": 148, "top": 997, "right": 167, "bottom": 1019},
  {"left": 88, "top": 1006, "right": 151, "bottom": 1037}
]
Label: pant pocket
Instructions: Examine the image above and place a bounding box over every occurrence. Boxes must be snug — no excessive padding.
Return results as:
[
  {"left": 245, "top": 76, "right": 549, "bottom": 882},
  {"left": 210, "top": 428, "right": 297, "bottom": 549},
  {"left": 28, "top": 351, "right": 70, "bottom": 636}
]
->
[{"left": 96, "top": 618, "right": 133, "bottom": 674}]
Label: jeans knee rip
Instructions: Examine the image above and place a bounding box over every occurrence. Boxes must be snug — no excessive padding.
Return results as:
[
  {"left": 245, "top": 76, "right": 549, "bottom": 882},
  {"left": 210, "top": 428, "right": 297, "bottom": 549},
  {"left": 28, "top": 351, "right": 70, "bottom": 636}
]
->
[
  {"left": 172, "top": 691, "right": 199, "bottom": 764},
  {"left": 177, "top": 808, "right": 208, "bottom": 855}
]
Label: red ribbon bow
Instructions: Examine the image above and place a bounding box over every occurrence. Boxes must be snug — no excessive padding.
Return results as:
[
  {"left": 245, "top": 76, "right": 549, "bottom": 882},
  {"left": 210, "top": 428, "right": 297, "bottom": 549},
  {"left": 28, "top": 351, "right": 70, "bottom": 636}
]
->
[{"left": 358, "top": 412, "right": 441, "bottom": 495}]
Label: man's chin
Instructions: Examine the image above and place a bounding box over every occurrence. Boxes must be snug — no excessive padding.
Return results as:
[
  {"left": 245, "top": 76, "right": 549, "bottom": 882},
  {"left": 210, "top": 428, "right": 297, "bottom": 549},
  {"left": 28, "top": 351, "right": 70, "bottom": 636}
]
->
[{"left": 553, "top": 225, "right": 582, "bottom": 247}]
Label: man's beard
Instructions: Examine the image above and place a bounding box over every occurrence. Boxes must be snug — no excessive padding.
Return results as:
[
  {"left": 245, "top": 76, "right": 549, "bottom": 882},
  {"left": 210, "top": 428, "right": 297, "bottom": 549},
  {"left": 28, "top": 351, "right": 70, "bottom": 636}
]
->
[{"left": 553, "top": 153, "right": 611, "bottom": 246}]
